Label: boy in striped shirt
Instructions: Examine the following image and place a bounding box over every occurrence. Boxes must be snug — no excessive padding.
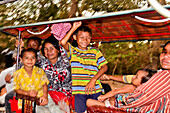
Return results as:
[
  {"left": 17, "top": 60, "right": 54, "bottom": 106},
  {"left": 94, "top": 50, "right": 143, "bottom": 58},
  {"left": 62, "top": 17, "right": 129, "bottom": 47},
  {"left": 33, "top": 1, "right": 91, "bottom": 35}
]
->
[{"left": 61, "top": 21, "right": 108, "bottom": 113}]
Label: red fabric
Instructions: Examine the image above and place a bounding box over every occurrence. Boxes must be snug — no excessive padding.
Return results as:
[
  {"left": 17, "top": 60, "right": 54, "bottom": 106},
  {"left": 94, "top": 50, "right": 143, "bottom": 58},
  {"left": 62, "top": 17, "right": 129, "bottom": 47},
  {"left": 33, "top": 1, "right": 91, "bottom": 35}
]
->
[
  {"left": 87, "top": 105, "right": 128, "bottom": 113},
  {"left": 49, "top": 91, "right": 75, "bottom": 110},
  {"left": 9, "top": 96, "right": 22, "bottom": 113},
  {"left": 51, "top": 23, "right": 71, "bottom": 40},
  {"left": 49, "top": 91, "right": 68, "bottom": 104},
  {"left": 71, "top": 95, "right": 75, "bottom": 110}
]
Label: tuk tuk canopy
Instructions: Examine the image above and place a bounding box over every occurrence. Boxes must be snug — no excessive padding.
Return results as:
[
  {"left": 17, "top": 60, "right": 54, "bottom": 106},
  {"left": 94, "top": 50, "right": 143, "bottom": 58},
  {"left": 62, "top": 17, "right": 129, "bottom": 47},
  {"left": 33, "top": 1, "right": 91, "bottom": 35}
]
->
[{"left": 0, "top": 5, "right": 170, "bottom": 43}]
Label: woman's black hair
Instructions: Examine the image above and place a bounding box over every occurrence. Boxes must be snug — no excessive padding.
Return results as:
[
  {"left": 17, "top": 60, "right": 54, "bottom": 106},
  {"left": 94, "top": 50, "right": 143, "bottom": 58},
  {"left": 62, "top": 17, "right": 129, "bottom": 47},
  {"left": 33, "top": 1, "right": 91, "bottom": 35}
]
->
[
  {"left": 41, "top": 34, "right": 61, "bottom": 57},
  {"left": 20, "top": 48, "right": 37, "bottom": 59},
  {"left": 137, "top": 68, "right": 157, "bottom": 84},
  {"left": 161, "top": 41, "right": 170, "bottom": 49}
]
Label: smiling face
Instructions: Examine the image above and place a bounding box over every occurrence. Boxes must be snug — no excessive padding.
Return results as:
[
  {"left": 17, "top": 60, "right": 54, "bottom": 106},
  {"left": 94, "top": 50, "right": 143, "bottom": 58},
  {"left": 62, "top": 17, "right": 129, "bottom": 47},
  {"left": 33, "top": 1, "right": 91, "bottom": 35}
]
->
[
  {"left": 74, "top": 31, "right": 91, "bottom": 50},
  {"left": 27, "top": 39, "right": 40, "bottom": 51},
  {"left": 21, "top": 51, "right": 36, "bottom": 68},
  {"left": 160, "top": 43, "right": 170, "bottom": 69},
  {"left": 44, "top": 42, "right": 59, "bottom": 64}
]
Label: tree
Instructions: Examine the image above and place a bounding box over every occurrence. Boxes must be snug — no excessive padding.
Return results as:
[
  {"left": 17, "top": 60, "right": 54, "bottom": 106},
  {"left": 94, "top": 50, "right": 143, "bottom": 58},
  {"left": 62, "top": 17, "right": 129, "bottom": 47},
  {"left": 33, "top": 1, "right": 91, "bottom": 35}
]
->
[
  {"left": 0, "top": 0, "right": 142, "bottom": 27},
  {"left": 0, "top": 0, "right": 169, "bottom": 73},
  {"left": 99, "top": 40, "right": 167, "bottom": 75},
  {"left": 0, "top": 0, "right": 17, "bottom": 5}
]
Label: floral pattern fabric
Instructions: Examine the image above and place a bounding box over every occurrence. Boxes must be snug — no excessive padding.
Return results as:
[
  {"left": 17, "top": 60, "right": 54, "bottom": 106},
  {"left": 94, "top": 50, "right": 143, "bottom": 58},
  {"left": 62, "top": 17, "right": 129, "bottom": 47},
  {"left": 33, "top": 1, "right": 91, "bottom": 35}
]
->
[
  {"left": 13, "top": 66, "right": 49, "bottom": 98},
  {"left": 39, "top": 46, "right": 72, "bottom": 97}
]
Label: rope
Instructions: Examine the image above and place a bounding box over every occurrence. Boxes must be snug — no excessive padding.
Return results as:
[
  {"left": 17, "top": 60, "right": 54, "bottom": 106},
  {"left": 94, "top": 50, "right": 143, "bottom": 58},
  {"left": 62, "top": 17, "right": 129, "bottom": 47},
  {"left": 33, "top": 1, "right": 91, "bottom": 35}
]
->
[
  {"left": 134, "top": 15, "right": 170, "bottom": 23},
  {"left": 26, "top": 26, "right": 49, "bottom": 35}
]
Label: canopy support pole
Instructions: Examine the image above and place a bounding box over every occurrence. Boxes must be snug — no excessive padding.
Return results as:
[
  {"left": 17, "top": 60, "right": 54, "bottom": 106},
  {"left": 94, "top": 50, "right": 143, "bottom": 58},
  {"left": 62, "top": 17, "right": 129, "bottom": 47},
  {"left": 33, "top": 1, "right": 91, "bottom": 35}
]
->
[
  {"left": 16, "top": 30, "right": 21, "bottom": 70},
  {"left": 16, "top": 28, "right": 25, "bottom": 70}
]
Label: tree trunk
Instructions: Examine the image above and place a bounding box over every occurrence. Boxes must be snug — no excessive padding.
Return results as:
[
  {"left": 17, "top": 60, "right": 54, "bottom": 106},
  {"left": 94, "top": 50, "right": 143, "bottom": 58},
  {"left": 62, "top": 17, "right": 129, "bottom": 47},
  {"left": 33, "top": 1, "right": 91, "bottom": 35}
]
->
[
  {"left": 159, "top": 0, "right": 166, "bottom": 5},
  {"left": 68, "top": 0, "right": 78, "bottom": 18}
]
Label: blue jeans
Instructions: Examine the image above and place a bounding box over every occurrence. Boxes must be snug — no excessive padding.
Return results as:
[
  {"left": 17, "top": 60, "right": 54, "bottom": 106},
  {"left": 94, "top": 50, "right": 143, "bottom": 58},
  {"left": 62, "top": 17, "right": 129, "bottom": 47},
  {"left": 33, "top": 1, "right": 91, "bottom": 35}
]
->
[
  {"left": 5, "top": 90, "right": 14, "bottom": 113},
  {"left": 75, "top": 92, "right": 102, "bottom": 113}
]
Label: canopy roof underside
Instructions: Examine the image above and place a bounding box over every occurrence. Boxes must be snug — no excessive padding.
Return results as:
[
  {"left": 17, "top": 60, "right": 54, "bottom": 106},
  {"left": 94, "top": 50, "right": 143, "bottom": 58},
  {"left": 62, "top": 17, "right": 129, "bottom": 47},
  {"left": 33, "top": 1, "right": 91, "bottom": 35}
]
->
[{"left": 1, "top": 5, "right": 170, "bottom": 43}]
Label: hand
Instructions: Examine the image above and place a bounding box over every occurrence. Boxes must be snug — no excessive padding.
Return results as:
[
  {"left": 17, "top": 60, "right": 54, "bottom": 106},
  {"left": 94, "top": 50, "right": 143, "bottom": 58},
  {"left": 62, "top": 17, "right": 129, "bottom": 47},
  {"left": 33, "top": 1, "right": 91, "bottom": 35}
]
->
[
  {"left": 29, "top": 90, "right": 38, "bottom": 97},
  {"left": 97, "top": 95, "right": 105, "bottom": 102},
  {"left": 100, "top": 74, "right": 110, "bottom": 81},
  {"left": 85, "top": 78, "right": 96, "bottom": 95},
  {"left": 73, "top": 21, "right": 82, "bottom": 29},
  {"left": 15, "top": 37, "right": 24, "bottom": 48},
  {"left": 39, "top": 96, "right": 48, "bottom": 106},
  {"left": 5, "top": 74, "right": 12, "bottom": 83}
]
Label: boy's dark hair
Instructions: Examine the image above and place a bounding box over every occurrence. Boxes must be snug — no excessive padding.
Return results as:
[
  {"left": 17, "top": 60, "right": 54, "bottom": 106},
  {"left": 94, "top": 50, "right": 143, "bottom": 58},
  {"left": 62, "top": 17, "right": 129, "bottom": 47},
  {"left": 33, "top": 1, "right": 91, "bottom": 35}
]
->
[
  {"left": 74, "top": 26, "right": 92, "bottom": 37},
  {"left": 72, "top": 26, "right": 92, "bottom": 47},
  {"left": 137, "top": 68, "right": 157, "bottom": 84},
  {"left": 27, "top": 37, "right": 42, "bottom": 47},
  {"left": 21, "top": 48, "right": 37, "bottom": 59},
  {"left": 41, "top": 34, "right": 61, "bottom": 57}
]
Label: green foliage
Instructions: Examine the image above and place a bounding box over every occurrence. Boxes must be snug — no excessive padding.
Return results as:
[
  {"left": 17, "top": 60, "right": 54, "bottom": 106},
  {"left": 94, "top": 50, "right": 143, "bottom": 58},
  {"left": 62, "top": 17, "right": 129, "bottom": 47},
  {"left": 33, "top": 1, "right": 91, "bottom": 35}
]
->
[
  {"left": 78, "top": 0, "right": 140, "bottom": 16},
  {"left": 0, "top": 0, "right": 141, "bottom": 27},
  {"left": 0, "top": 0, "right": 167, "bottom": 74},
  {"left": 99, "top": 40, "right": 164, "bottom": 75}
]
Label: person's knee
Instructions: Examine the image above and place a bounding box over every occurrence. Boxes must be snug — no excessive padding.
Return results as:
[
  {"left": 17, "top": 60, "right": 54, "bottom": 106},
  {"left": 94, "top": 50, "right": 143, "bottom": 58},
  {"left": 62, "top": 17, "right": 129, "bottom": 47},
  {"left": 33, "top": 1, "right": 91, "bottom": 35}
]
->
[
  {"left": 86, "top": 99, "right": 92, "bottom": 107},
  {"left": 36, "top": 106, "right": 51, "bottom": 113}
]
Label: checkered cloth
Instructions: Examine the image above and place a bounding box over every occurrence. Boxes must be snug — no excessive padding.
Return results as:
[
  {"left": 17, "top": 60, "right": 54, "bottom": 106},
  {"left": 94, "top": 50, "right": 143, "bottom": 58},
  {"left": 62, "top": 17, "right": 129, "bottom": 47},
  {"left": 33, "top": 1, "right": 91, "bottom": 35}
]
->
[{"left": 51, "top": 23, "right": 71, "bottom": 40}]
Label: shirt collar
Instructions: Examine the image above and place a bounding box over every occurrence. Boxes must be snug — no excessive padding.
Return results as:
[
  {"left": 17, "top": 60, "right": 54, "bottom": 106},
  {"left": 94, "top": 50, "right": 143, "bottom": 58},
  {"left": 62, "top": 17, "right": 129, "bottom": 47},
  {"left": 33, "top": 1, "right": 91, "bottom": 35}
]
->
[
  {"left": 46, "top": 56, "right": 61, "bottom": 66},
  {"left": 76, "top": 47, "right": 89, "bottom": 51}
]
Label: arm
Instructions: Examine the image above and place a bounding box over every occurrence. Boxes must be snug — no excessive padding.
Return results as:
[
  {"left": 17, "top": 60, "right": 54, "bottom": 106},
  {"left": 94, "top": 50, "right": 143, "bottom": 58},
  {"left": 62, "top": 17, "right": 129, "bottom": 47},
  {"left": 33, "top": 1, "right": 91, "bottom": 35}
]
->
[
  {"left": 100, "top": 74, "right": 124, "bottom": 82},
  {"left": 14, "top": 89, "right": 38, "bottom": 97},
  {"left": 98, "top": 85, "right": 136, "bottom": 102},
  {"left": 101, "top": 74, "right": 134, "bottom": 84},
  {"left": 85, "top": 64, "right": 108, "bottom": 95},
  {"left": 5, "top": 74, "right": 13, "bottom": 83},
  {"left": 109, "top": 75, "right": 124, "bottom": 82},
  {"left": 60, "top": 21, "right": 82, "bottom": 52},
  {"left": 0, "top": 66, "right": 16, "bottom": 86},
  {"left": 12, "top": 38, "right": 24, "bottom": 65},
  {"left": 14, "top": 89, "right": 29, "bottom": 96},
  {"left": 0, "top": 72, "right": 7, "bottom": 87},
  {"left": 39, "top": 83, "right": 48, "bottom": 105},
  {"left": 15, "top": 37, "right": 24, "bottom": 55}
]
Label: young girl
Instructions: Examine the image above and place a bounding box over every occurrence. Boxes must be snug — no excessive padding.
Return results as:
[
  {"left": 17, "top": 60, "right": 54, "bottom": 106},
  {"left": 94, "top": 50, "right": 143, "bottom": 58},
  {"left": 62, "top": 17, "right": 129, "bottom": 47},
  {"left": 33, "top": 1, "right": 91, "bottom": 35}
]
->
[
  {"left": 86, "top": 68, "right": 156, "bottom": 108},
  {"left": 13, "top": 48, "right": 50, "bottom": 111}
]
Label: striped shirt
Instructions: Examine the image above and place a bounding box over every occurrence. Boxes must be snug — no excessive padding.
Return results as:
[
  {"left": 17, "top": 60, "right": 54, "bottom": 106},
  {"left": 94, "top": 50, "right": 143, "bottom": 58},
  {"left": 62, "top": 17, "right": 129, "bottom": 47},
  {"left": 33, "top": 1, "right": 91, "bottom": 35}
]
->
[
  {"left": 67, "top": 43, "right": 108, "bottom": 95},
  {"left": 114, "top": 70, "right": 170, "bottom": 113},
  {"left": 123, "top": 75, "right": 134, "bottom": 83}
]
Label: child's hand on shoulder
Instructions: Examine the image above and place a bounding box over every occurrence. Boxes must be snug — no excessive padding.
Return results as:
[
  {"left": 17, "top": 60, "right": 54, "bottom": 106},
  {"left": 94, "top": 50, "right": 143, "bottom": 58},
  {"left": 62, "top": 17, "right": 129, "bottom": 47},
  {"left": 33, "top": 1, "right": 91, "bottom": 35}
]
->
[
  {"left": 29, "top": 90, "right": 38, "bottom": 97},
  {"left": 73, "top": 21, "right": 82, "bottom": 29},
  {"left": 39, "top": 96, "right": 48, "bottom": 106}
]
